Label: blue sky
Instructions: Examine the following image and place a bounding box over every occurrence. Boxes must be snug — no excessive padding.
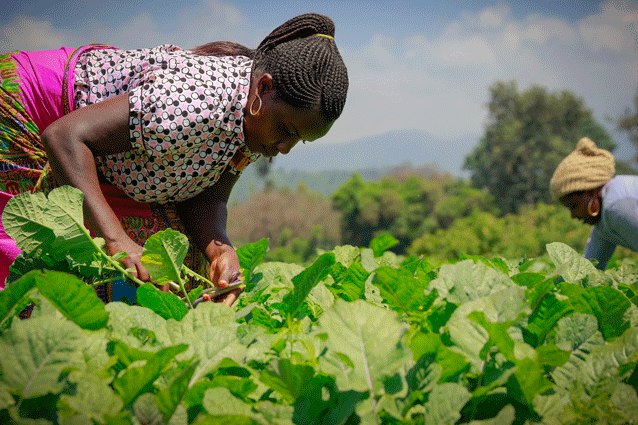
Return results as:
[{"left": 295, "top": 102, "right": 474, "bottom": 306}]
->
[{"left": 2, "top": 0, "right": 637, "bottom": 171}]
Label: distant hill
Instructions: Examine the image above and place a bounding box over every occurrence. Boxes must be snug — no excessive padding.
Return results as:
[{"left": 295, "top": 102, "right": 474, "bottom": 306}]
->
[
  {"left": 230, "top": 129, "right": 478, "bottom": 203},
  {"left": 230, "top": 165, "right": 388, "bottom": 203},
  {"left": 270, "top": 129, "right": 477, "bottom": 174}
]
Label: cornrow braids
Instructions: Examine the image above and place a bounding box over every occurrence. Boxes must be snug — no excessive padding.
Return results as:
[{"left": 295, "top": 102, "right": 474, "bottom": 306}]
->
[{"left": 253, "top": 13, "right": 349, "bottom": 122}]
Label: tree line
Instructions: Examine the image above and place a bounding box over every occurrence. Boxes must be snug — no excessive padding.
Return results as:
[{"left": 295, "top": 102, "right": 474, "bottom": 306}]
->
[{"left": 228, "top": 80, "right": 638, "bottom": 265}]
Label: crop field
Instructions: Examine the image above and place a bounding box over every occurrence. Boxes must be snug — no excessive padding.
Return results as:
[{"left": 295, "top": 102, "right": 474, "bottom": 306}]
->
[{"left": 1, "top": 186, "right": 637, "bottom": 424}]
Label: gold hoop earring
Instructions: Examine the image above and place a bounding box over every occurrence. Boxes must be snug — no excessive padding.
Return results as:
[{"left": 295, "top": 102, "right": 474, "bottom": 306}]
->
[
  {"left": 250, "top": 94, "right": 262, "bottom": 115},
  {"left": 587, "top": 197, "right": 600, "bottom": 217}
]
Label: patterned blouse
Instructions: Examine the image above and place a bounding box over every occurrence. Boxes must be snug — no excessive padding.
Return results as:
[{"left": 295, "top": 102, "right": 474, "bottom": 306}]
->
[{"left": 73, "top": 44, "right": 260, "bottom": 204}]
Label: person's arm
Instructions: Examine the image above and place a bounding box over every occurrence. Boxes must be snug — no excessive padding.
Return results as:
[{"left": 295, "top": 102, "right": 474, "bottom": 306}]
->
[
  {"left": 584, "top": 226, "right": 616, "bottom": 270},
  {"left": 41, "top": 93, "right": 151, "bottom": 281},
  {"left": 587, "top": 198, "right": 638, "bottom": 270},
  {"left": 606, "top": 198, "right": 638, "bottom": 252},
  {"left": 175, "top": 168, "right": 243, "bottom": 306}
]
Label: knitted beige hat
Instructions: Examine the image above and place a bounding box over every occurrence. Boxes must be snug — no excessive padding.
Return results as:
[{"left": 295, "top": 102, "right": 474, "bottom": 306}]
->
[{"left": 549, "top": 137, "right": 615, "bottom": 200}]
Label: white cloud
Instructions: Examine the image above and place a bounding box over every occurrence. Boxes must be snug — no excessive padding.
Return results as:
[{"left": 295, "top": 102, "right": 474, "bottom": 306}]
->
[
  {"left": 520, "top": 18, "right": 577, "bottom": 45},
  {"left": 579, "top": 1, "right": 635, "bottom": 53},
  {"left": 328, "top": 0, "right": 638, "bottom": 153},
  {"left": 1, "top": 0, "right": 636, "bottom": 163},
  {"left": 0, "top": 0, "right": 249, "bottom": 52},
  {"left": 0, "top": 16, "right": 72, "bottom": 52},
  {"left": 479, "top": 9, "right": 505, "bottom": 28}
]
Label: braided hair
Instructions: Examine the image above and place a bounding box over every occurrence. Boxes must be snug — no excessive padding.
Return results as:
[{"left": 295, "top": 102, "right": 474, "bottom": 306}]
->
[{"left": 191, "top": 13, "right": 348, "bottom": 122}]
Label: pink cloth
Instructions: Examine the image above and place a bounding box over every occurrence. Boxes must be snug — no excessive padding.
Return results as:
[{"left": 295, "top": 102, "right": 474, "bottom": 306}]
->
[
  {"left": 11, "top": 45, "right": 116, "bottom": 132},
  {"left": 10, "top": 47, "right": 75, "bottom": 132},
  {"left": 0, "top": 192, "right": 21, "bottom": 288}
]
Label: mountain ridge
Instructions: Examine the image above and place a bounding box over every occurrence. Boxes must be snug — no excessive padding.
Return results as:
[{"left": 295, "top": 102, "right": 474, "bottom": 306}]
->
[{"left": 271, "top": 129, "right": 478, "bottom": 175}]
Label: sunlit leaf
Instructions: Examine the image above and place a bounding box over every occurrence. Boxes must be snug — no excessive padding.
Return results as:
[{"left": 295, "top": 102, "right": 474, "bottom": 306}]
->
[
  {"left": 141, "top": 229, "right": 189, "bottom": 286},
  {"left": 136, "top": 282, "right": 188, "bottom": 321},
  {"left": 319, "top": 299, "right": 411, "bottom": 393},
  {"left": 33, "top": 270, "right": 109, "bottom": 330},
  {"left": 0, "top": 314, "right": 86, "bottom": 398},
  {"left": 237, "top": 238, "right": 269, "bottom": 283},
  {"left": 370, "top": 234, "right": 398, "bottom": 257},
  {"left": 287, "top": 252, "right": 335, "bottom": 323},
  {"left": 2, "top": 190, "right": 54, "bottom": 254}
]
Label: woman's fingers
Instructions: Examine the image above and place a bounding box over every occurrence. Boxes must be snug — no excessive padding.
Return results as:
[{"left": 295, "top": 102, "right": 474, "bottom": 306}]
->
[{"left": 215, "top": 287, "right": 244, "bottom": 307}]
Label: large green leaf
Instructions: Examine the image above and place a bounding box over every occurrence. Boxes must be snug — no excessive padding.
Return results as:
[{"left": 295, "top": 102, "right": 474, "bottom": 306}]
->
[
  {"left": 33, "top": 270, "right": 109, "bottom": 330},
  {"left": 318, "top": 299, "right": 411, "bottom": 393},
  {"left": 1, "top": 190, "right": 54, "bottom": 255},
  {"left": 526, "top": 292, "right": 575, "bottom": 346},
  {"left": 201, "top": 387, "right": 254, "bottom": 417},
  {"left": 141, "top": 229, "right": 189, "bottom": 286},
  {"left": 164, "top": 303, "right": 246, "bottom": 384},
  {"left": 287, "top": 252, "right": 335, "bottom": 323},
  {"left": 369, "top": 234, "right": 398, "bottom": 258},
  {"left": 422, "top": 383, "right": 471, "bottom": 425},
  {"left": 237, "top": 238, "right": 269, "bottom": 283},
  {"left": 136, "top": 282, "right": 189, "bottom": 321},
  {"left": 551, "top": 328, "right": 605, "bottom": 391},
  {"left": 329, "top": 262, "right": 368, "bottom": 302},
  {"left": 47, "top": 186, "right": 100, "bottom": 261},
  {"left": 408, "top": 332, "right": 470, "bottom": 383},
  {"left": 373, "top": 266, "right": 434, "bottom": 315},
  {"left": 106, "top": 303, "right": 171, "bottom": 349},
  {"left": 469, "top": 311, "right": 553, "bottom": 404},
  {"left": 560, "top": 283, "right": 632, "bottom": 340},
  {"left": 332, "top": 244, "right": 362, "bottom": 268},
  {"left": 553, "top": 313, "right": 599, "bottom": 352},
  {"left": 155, "top": 359, "right": 199, "bottom": 423},
  {"left": 0, "top": 270, "right": 37, "bottom": 324},
  {"left": 57, "top": 370, "right": 123, "bottom": 422},
  {"left": 259, "top": 358, "right": 316, "bottom": 403},
  {"left": 446, "top": 286, "right": 531, "bottom": 369},
  {"left": 428, "top": 259, "right": 516, "bottom": 304},
  {"left": 0, "top": 314, "right": 86, "bottom": 398},
  {"left": 546, "top": 242, "right": 600, "bottom": 285},
  {"left": 112, "top": 344, "right": 188, "bottom": 407}
]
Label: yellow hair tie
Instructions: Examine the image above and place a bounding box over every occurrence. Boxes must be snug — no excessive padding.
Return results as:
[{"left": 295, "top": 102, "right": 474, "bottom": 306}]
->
[{"left": 316, "top": 34, "right": 334, "bottom": 40}]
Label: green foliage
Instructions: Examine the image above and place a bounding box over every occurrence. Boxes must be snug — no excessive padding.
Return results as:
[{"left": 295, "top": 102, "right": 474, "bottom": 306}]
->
[
  {"left": 464, "top": 80, "right": 620, "bottom": 214},
  {"left": 2, "top": 186, "right": 243, "bottom": 306},
  {"left": 3, "top": 188, "right": 638, "bottom": 424},
  {"left": 409, "top": 202, "right": 597, "bottom": 263},
  {"left": 4, "top": 186, "right": 638, "bottom": 424},
  {"left": 331, "top": 171, "right": 495, "bottom": 254}
]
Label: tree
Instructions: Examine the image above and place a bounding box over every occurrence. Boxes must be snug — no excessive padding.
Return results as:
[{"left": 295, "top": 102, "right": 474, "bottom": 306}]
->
[
  {"left": 464, "top": 81, "right": 615, "bottom": 215},
  {"left": 330, "top": 168, "right": 495, "bottom": 254}
]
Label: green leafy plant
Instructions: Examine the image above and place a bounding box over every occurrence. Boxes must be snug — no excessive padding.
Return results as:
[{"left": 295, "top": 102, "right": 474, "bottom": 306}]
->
[
  {"left": 2, "top": 186, "right": 243, "bottom": 307},
  {"left": 1, "top": 186, "right": 637, "bottom": 424}
]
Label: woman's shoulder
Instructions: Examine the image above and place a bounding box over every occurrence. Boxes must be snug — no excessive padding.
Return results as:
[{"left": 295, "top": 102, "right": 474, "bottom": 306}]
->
[
  {"left": 607, "top": 175, "right": 638, "bottom": 190},
  {"left": 602, "top": 175, "right": 638, "bottom": 206}
]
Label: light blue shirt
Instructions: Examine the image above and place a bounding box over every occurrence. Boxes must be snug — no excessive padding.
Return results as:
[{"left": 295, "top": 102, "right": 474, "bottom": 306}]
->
[{"left": 584, "top": 175, "right": 638, "bottom": 269}]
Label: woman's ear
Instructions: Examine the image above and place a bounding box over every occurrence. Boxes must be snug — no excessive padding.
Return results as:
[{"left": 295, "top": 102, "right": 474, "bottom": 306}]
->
[{"left": 256, "top": 73, "right": 274, "bottom": 97}]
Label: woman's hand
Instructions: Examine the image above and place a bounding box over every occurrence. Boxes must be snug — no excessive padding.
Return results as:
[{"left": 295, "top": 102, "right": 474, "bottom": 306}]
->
[
  {"left": 207, "top": 242, "right": 244, "bottom": 306},
  {"left": 104, "top": 236, "right": 152, "bottom": 283}
]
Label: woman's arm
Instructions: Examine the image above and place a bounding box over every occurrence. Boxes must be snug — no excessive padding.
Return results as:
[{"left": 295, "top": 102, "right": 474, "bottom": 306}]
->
[
  {"left": 586, "top": 197, "right": 638, "bottom": 270},
  {"left": 175, "top": 168, "right": 241, "bottom": 281},
  {"left": 584, "top": 227, "right": 616, "bottom": 270},
  {"left": 41, "top": 93, "right": 151, "bottom": 281}
]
